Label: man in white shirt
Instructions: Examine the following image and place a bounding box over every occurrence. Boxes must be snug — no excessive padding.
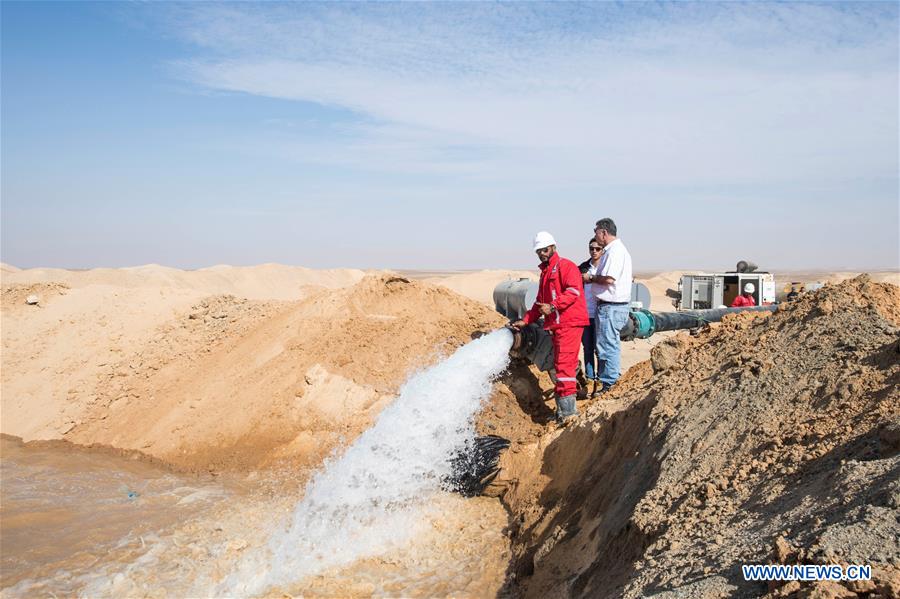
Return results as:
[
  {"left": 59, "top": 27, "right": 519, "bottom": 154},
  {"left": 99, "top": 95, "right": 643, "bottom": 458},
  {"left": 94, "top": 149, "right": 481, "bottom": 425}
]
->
[{"left": 585, "top": 218, "right": 633, "bottom": 392}]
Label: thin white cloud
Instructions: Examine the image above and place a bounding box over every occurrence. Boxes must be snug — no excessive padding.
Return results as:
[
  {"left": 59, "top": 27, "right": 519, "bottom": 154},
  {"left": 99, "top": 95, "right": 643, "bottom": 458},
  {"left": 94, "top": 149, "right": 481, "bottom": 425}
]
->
[{"left": 164, "top": 2, "right": 897, "bottom": 188}]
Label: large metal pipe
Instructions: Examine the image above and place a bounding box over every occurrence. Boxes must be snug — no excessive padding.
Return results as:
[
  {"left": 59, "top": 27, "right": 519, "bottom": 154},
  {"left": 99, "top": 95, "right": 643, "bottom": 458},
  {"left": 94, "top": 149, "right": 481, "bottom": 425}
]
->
[
  {"left": 493, "top": 278, "right": 538, "bottom": 321},
  {"left": 621, "top": 305, "right": 777, "bottom": 340},
  {"left": 652, "top": 305, "right": 776, "bottom": 333},
  {"left": 507, "top": 322, "right": 556, "bottom": 372},
  {"left": 494, "top": 280, "right": 651, "bottom": 320}
]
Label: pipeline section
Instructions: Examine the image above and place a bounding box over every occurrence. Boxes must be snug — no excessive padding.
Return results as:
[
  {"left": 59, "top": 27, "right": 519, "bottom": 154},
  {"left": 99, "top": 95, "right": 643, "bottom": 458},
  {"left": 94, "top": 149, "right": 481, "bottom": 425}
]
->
[
  {"left": 623, "top": 305, "right": 777, "bottom": 340},
  {"left": 495, "top": 279, "right": 777, "bottom": 371}
]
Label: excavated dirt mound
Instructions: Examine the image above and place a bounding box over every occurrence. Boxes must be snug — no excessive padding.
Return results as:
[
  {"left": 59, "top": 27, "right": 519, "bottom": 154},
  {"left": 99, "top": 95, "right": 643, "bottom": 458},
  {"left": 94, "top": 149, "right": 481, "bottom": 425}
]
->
[
  {"left": 488, "top": 275, "right": 899, "bottom": 598},
  {"left": 3, "top": 273, "right": 505, "bottom": 473}
]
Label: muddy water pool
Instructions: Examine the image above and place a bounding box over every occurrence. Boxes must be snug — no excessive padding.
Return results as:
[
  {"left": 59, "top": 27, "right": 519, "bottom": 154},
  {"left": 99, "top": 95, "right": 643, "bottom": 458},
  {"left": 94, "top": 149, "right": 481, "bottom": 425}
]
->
[{"left": 1, "top": 437, "right": 510, "bottom": 597}]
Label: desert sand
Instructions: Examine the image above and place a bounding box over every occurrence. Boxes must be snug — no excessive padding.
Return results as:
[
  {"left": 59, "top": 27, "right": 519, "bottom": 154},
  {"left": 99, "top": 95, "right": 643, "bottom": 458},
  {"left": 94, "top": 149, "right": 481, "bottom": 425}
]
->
[
  {"left": 2, "top": 263, "right": 893, "bottom": 459},
  {"left": 2, "top": 263, "right": 898, "bottom": 596},
  {"left": 0, "top": 264, "right": 669, "bottom": 448}
]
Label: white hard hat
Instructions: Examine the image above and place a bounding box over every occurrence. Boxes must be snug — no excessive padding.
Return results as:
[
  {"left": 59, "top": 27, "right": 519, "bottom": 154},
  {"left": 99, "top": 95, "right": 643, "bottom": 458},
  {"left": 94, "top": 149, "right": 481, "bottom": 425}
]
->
[
  {"left": 533, "top": 231, "right": 556, "bottom": 251},
  {"left": 743, "top": 282, "right": 755, "bottom": 293}
]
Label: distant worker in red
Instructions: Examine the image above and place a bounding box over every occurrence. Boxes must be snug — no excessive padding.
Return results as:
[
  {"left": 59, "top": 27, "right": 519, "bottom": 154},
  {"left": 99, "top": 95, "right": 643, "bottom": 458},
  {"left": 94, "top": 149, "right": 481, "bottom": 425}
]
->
[
  {"left": 510, "top": 232, "right": 590, "bottom": 423},
  {"left": 731, "top": 282, "right": 757, "bottom": 307}
]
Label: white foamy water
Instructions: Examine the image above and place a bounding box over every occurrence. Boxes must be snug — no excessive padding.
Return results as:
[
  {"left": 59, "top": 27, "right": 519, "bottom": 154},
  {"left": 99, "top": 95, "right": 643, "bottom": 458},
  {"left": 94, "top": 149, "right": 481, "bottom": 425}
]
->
[{"left": 223, "top": 328, "right": 513, "bottom": 595}]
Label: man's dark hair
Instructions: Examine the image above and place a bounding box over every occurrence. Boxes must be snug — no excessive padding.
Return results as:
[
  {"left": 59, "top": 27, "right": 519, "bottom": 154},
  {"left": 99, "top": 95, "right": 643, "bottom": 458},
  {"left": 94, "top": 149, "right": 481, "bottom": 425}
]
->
[{"left": 595, "top": 218, "right": 617, "bottom": 236}]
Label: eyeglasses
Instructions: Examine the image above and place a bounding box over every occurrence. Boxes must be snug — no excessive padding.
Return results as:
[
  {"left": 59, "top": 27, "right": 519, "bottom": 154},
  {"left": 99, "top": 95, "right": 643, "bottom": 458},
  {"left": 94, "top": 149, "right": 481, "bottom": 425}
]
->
[
  {"left": 589, "top": 246, "right": 602, "bottom": 252},
  {"left": 535, "top": 247, "right": 552, "bottom": 254}
]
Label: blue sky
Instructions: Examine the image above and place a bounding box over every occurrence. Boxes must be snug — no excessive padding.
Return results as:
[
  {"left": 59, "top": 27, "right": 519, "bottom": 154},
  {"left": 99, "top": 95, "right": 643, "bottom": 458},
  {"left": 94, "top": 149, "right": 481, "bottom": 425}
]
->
[{"left": 2, "top": 1, "right": 898, "bottom": 271}]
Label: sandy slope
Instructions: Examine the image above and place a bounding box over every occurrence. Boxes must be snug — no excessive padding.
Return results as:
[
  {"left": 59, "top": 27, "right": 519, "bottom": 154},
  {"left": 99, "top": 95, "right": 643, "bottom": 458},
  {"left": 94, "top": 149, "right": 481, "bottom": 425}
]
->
[
  {"left": 1, "top": 267, "right": 504, "bottom": 472},
  {"left": 1, "top": 264, "right": 366, "bottom": 442},
  {"left": 2, "top": 283, "right": 210, "bottom": 439}
]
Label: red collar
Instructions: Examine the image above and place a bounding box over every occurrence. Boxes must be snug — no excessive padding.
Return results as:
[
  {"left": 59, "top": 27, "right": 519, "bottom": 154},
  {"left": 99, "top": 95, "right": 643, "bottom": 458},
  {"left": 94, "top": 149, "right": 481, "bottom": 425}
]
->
[{"left": 538, "top": 252, "right": 560, "bottom": 272}]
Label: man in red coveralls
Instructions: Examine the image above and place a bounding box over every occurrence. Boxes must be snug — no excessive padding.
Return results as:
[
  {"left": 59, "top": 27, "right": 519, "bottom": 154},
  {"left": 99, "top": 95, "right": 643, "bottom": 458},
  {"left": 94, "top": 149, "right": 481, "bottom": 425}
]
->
[
  {"left": 510, "top": 231, "right": 590, "bottom": 423},
  {"left": 731, "top": 282, "right": 757, "bottom": 307}
]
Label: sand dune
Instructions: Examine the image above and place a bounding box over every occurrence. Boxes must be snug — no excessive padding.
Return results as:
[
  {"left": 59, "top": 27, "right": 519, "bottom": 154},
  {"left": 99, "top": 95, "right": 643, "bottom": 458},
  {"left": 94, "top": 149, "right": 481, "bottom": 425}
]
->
[
  {"left": 424, "top": 269, "right": 538, "bottom": 306},
  {"left": 1, "top": 263, "right": 368, "bottom": 300}
]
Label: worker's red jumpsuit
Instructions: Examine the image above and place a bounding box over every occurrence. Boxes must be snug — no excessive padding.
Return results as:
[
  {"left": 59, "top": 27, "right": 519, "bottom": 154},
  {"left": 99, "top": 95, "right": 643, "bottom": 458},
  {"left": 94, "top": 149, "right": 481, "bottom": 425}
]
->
[
  {"left": 522, "top": 252, "right": 590, "bottom": 397},
  {"left": 731, "top": 294, "right": 756, "bottom": 307}
]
